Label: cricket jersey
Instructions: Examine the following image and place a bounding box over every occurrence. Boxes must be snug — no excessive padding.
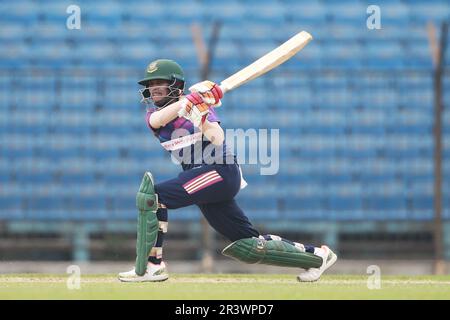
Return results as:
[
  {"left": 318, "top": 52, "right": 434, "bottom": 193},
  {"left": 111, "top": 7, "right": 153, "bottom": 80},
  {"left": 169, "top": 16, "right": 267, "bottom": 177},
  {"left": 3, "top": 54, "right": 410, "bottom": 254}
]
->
[{"left": 145, "top": 107, "right": 236, "bottom": 171}]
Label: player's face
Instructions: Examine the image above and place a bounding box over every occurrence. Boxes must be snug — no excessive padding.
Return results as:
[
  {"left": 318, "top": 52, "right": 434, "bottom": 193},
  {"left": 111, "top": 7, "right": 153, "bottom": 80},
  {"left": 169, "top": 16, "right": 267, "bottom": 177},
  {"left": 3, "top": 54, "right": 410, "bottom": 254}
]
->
[{"left": 148, "top": 79, "right": 170, "bottom": 102}]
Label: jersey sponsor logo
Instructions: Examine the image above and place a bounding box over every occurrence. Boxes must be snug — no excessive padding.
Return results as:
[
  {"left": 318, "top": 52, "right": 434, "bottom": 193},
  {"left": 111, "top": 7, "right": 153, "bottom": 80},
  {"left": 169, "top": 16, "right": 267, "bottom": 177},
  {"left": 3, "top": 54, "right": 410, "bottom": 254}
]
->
[
  {"left": 160, "top": 132, "right": 203, "bottom": 151},
  {"left": 182, "top": 170, "right": 223, "bottom": 194}
]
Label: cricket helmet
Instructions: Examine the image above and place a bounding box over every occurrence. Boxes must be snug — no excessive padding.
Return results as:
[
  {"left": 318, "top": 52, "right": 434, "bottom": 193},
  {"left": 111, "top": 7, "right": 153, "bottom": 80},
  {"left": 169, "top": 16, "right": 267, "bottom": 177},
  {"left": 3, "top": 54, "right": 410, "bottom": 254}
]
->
[{"left": 138, "top": 59, "right": 185, "bottom": 108}]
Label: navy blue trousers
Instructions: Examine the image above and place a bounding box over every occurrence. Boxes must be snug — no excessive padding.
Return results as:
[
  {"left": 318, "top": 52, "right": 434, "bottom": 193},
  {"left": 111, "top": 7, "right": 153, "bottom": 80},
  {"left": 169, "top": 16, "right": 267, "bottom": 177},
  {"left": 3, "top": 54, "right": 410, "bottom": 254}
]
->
[{"left": 154, "top": 163, "right": 260, "bottom": 242}]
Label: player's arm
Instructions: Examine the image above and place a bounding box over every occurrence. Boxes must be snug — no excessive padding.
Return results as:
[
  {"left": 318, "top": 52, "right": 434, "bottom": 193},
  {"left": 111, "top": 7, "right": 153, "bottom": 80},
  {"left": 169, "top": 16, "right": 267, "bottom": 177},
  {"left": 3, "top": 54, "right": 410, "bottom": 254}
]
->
[
  {"left": 201, "top": 119, "right": 224, "bottom": 146},
  {"left": 174, "top": 81, "right": 223, "bottom": 129},
  {"left": 149, "top": 100, "right": 184, "bottom": 129},
  {"left": 149, "top": 79, "right": 223, "bottom": 130}
]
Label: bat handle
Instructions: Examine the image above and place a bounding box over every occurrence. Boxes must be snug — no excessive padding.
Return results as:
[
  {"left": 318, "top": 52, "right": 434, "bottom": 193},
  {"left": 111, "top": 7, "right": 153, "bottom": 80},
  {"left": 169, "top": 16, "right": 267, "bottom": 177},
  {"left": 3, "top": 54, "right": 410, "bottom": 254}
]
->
[{"left": 219, "top": 83, "right": 229, "bottom": 95}]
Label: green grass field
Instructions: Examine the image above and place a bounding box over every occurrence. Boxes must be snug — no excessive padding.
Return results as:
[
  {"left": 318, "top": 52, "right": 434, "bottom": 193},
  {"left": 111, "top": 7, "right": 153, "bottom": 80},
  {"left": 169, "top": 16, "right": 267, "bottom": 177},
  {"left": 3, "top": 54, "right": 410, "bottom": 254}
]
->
[{"left": 1, "top": 274, "right": 450, "bottom": 300}]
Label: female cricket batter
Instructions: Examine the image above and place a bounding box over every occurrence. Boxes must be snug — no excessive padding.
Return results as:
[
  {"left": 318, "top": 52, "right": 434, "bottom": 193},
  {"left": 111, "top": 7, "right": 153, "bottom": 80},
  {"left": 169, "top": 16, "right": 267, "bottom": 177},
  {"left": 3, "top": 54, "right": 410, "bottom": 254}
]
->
[{"left": 118, "top": 59, "right": 337, "bottom": 282}]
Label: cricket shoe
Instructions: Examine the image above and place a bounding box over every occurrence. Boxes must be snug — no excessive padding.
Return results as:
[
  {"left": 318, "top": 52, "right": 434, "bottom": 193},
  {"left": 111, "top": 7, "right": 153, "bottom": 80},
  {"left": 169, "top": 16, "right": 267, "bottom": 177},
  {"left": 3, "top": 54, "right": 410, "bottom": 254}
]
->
[
  {"left": 297, "top": 245, "right": 337, "bottom": 282},
  {"left": 118, "top": 261, "right": 169, "bottom": 282}
]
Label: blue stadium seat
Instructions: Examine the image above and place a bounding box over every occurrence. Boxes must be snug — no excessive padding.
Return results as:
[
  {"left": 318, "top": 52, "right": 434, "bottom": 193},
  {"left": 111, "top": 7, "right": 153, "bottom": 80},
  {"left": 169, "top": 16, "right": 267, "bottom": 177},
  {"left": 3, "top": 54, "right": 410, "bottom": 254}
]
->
[
  {"left": 72, "top": 42, "right": 119, "bottom": 68},
  {"left": 24, "top": 197, "right": 66, "bottom": 220},
  {"left": 0, "top": 42, "right": 28, "bottom": 68},
  {"left": 165, "top": 2, "right": 210, "bottom": 23},
  {"left": 409, "top": 3, "right": 450, "bottom": 24},
  {"left": 60, "top": 173, "right": 96, "bottom": 185},
  {"left": 212, "top": 3, "right": 247, "bottom": 24},
  {"left": 212, "top": 40, "right": 241, "bottom": 69},
  {"left": 0, "top": 196, "right": 25, "bottom": 220},
  {"left": 28, "top": 43, "right": 74, "bottom": 68},
  {"left": 15, "top": 171, "right": 53, "bottom": 184},
  {"left": 119, "top": 41, "right": 158, "bottom": 67},
  {"left": 103, "top": 173, "right": 137, "bottom": 185},
  {"left": 327, "top": 196, "right": 363, "bottom": 211},
  {"left": 235, "top": 195, "right": 278, "bottom": 220},
  {"left": 285, "top": 2, "right": 327, "bottom": 24},
  {"left": 284, "top": 196, "right": 326, "bottom": 212},
  {"left": 380, "top": 2, "right": 411, "bottom": 26},
  {"left": 0, "top": 1, "right": 38, "bottom": 25},
  {"left": 32, "top": 23, "right": 68, "bottom": 43},
  {"left": 243, "top": 4, "right": 285, "bottom": 25},
  {"left": 364, "top": 41, "right": 405, "bottom": 69},
  {"left": 363, "top": 196, "right": 406, "bottom": 210},
  {"left": 326, "top": 2, "right": 368, "bottom": 24},
  {"left": 0, "top": 24, "right": 28, "bottom": 42},
  {"left": 284, "top": 208, "right": 326, "bottom": 220},
  {"left": 409, "top": 195, "right": 433, "bottom": 210},
  {"left": 83, "top": 2, "right": 122, "bottom": 26}
]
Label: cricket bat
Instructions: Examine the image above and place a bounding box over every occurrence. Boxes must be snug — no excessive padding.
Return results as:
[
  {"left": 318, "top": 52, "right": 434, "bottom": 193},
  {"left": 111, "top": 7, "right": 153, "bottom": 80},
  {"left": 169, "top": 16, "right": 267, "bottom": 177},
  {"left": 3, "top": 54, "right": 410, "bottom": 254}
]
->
[{"left": 219, "top": 31, "right": 313, "bottom": 94}]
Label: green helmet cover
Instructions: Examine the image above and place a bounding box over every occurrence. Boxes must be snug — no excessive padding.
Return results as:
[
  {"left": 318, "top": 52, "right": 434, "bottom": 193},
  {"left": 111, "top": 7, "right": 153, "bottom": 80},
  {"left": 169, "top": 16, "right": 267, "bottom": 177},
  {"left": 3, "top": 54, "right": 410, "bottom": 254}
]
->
[{"left": 138, "top": 59, "right": 184, "bottom": 86}]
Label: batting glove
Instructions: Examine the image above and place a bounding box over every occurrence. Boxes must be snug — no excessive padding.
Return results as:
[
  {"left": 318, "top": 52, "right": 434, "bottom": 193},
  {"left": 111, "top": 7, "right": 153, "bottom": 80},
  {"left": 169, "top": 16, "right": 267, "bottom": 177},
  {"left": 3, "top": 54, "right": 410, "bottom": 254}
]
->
[
  {"left": 178, "top": 92, "right": 211, "bottom": 127},
  {"left": 189, "top": 80, "right": 223, "bottom": 107}
]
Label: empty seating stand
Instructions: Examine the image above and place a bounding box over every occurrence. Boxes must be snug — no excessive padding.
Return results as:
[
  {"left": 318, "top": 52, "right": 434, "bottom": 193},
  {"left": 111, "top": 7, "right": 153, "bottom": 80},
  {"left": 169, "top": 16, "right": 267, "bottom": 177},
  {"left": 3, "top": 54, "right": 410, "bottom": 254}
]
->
[{"left": 0, "top": 0, "right": 449, "bottom": 223}]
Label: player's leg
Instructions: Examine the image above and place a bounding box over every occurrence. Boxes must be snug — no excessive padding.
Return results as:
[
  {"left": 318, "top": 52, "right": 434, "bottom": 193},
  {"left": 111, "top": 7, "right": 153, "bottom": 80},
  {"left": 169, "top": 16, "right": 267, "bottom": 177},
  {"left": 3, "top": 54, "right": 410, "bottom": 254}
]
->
[
  {"left": 148, "top": 204, "right": 168, "bottom": 265},
  {"left": 257, "top": 234, "right": 337, "bottom": 282},
  {"left": 144, "top": 205, "right": 169, "bottom": 279},
  {"left": 119, "top": 172, "right": 168, "bottom": 282},
  {"left": 118, "top": 204, "right": 169, "bottom": 282},
  {"left": 155, "top": 163, "right": 242, "bottom": 209},
  {"left": 119, "top": 164, "right": 240, "bottom": 282},
  {"left": 296, "top": 243, "right": 337, "bottom": 282},
  {"left": 198, "top": 199, "right": 259, "bottom": 242},
  {"left": 199, "top": 200, "right": 325, "bottom": 270}
]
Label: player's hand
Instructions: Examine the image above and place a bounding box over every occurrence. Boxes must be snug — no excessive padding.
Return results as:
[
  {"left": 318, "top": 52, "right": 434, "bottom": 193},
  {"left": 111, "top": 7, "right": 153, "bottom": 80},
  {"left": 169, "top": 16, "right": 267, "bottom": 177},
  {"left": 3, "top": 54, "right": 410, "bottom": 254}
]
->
[
  {"left": 189, "top": 80, "right": 223, "bottom": 107},
  {"left": 178, "top": 92, "right": 210, "bottom": 127}
]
